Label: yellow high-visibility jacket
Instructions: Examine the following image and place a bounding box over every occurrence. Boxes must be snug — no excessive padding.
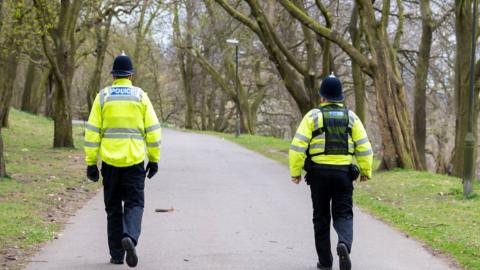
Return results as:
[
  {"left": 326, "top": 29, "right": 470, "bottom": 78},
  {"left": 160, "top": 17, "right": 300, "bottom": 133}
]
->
[
  {"left": 289, "top": 103, "right": 373, "bottom": 178},
  {"left": 84, "top": 78, "right": 161, "bottom": 167}
]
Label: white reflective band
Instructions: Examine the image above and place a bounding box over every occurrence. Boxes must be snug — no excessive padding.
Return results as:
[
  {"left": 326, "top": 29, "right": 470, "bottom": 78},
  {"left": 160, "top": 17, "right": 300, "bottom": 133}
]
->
[
  {"left": 349, "top": 143, "right": 355, "bottom": 149},
  {"left": 355, "top": 137, "right": 369, "bottom": 145},
  {"left": 104, "top": 128, "right": 143, "bottom": 134},
  {"left": 290, "top": 145, "right": 307, "bottom": 153},
  {"left": 103, "top": 134, "right": 144, "bottom": 140},
  {"left": 145, "top": 124, "right": 161, "bottom": 133},
  {"left": 313, "top": 133, "right": 325, "bottom": 140},
  {"left": 99, "top": 87, "right": 109, "bottom": 109},
  {"left": 294, "top": 133, "right": 309, "bottom": 143},
  {"left": 310, "top": 144, "right": 325, "bottom": 149},
  {"left": 310, "top": 109, "right": 320, "bottom": 130},
  {"left": 85, "top": 123, "right": 100, "bottom": 133},
  {"left": 147, "top": 140, "right": 161, "bottom": 147},
  {"left": 107, "top": 96, "right": 141, "bottom": 102},
  {"left": 356, "top": 149, "right": 373, "bottom": 156},
  {"left": 348, "top": 111, "right": 356, "bottom": 128},
  {"left": 136, "top": 87, "right": 144, "bottom": 101},
  {"left": 85, "top": 141, "right": 100, "bottom": 147}
]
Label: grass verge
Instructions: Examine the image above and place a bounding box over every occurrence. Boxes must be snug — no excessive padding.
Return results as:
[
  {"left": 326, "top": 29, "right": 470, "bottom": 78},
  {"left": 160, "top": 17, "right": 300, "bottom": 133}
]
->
[
  {"left": 0, "top": 109, "right": 99, "bottom": 270},
  {"left": 207, "top": 131, "right": 476, "bottom": 270}
]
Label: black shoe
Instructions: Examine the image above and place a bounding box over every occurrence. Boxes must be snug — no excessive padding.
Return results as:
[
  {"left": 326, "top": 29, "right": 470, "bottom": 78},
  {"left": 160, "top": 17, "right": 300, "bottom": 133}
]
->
[
  {"left": 337, "top": 242, "right": 352, "bottom": 270},
  {"left": 122, "top": 237, "right": 138, "bottom": 268},
  {"left": 110, "top": 258, "right": 124, "bottom": 264},
  {"left": 316, "top": 262, "right": 332, "bottom": 270}
]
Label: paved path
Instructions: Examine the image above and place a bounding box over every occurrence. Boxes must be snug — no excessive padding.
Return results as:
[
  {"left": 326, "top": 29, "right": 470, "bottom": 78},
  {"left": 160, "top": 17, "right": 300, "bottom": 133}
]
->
[{"left": 25, "top": 129, "right": 458, "bottom": 270}]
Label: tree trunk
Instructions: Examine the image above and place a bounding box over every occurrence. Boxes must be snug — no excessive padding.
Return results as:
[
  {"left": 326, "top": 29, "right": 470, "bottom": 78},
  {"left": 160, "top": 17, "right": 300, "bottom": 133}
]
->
[
  {"left": 45, "top": 70, "right": 55, "bottom": 118},
  {"left": 0, "top": 51, "right": 20, "bottom": 128},
  {"left": 372, "top": 54, "right": 421, "bottom": 169},
  {"left": 87, "top": 13, "right": 113, "bottom": 111},
  {"left": 133, "top": 0, "right": 161, "bottom": 85},
  {"left": 184, "top": 0, "right": 194, "bottom": 129},
  {"left": 360, "top": 0, "right": 423, "bottom": 170},
  {"left": 371, "top": 41, "right": 422, "bottom": 169},
  {"left": 451, "top": 0, "right": 478, "bottom": 177},
  {"left": 30, "top": 68, "right": 49, "bottom": 114},
  {"left": 53, "top": 80, "right": 74, "bottom": 147},
  {"left": 0, "top": 128, "right": 5, "bottom": 178},
  {"left": 413, "top": 0, "right": 433, "bottom": 169},
  {"left": 52, "top": 39, "right": 75, "bottom": 147},
  {"left": 34, "top": 0, "right": 82, "bottom": 148},
  {"left": 173, "top": 1, "right": 194, "bottom": 129},
  {"left": 349, "top": 3, "right": 366, "bottom": 122},
  {"left": 21, "top": 60, "right": 39, "bottom": 113}
]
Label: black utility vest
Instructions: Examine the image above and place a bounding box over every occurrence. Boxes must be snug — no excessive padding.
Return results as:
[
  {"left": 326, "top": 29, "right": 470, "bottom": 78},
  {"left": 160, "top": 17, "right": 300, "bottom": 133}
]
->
[{"left": 309, "top": 105, "right": 354, "bottom": 157}]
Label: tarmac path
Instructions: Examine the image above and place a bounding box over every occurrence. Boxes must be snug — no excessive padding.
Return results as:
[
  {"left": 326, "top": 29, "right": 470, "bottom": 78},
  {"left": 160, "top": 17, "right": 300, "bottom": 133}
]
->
[{"left": 25, "top": 129, "right": 459, "bottom": 270}]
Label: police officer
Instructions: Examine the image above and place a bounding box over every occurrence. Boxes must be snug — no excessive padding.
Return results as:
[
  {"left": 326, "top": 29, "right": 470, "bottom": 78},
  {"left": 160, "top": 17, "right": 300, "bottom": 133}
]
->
[
  {"left": 289, "top": 75, "right": 373, "bottom": 270},
  {"left": 84, "top": 52, "right": 161, "bottom": 268}
]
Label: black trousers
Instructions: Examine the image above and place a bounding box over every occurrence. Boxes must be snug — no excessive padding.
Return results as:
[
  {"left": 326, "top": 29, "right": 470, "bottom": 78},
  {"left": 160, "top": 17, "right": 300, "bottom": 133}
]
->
[
  {"left": 306, "top": 169, "right": 353, "bottom": 268},
  {"left": 101, "top": 161, "right": 146, "bottom": 260}
]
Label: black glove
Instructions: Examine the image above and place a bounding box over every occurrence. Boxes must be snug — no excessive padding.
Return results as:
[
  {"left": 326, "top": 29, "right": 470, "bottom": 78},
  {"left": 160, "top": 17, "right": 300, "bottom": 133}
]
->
[
  {"left": 145, "top": 162, "right": 158, "bottom": 179},
  {"left": 86, "top": 165, "right": 99, "bottom": 182}
]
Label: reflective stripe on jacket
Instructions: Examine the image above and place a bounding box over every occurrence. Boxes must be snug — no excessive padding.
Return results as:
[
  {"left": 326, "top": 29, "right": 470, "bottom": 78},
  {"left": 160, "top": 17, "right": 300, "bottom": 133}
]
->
[
  {"left": 84, "top": 78, "right": 161, "bottom": 167},
  {"left": 289, "top": 103, "right": 373, "bottom": 178}
]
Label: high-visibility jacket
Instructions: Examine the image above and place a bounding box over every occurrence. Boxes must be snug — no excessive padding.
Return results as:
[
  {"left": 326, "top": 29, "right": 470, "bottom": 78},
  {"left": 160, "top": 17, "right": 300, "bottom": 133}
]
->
[
  {"left": 289, "top": 103, "right": 373, "bottom": 178},
  {"left": 84, "top": 78, "right": 161, "bottom": 167}
]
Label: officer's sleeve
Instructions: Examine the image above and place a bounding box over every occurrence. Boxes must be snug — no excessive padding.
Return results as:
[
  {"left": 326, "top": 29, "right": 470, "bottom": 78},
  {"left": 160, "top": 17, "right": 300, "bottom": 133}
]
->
[
  {"left": 143, "top": 93, "right": 161, "bottom": 163},
  {"left": 289, "top": 112, "right": 314, "bottom": 177},
  {"left": 351, "top": 112, "right": 373, "bottom": 178},
  {"left": 84, "top": 94, "right": 102, "bottom": 166}
]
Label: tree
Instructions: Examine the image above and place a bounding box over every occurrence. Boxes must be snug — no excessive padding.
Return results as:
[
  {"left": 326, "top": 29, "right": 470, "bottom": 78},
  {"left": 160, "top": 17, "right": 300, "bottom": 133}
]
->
[
  {"left": 33, "top": 0, "right": 83, "bottom": 148},
  {"left": 278, "top": 0, "right": 425, "bottom": 170},
  {"left": 85, "top": 1, "right": 140, "bottom": 111},
  {"left": 348, "top": 2, "right": 366, "bottom": 122},
  {"left": 213, "top": 0, "right": 333, "bottom": 115},
  {"left": 0, "top": 127, "right": 4, "bottom": 178},
  {"left": 0, "top": 0, "right": 33, "bottom": 127},
  {"left": 133, "top": 0, "right": 162, "bottom": 85},
  {"left": 173, "top": 0, "right": 195, "bottom": 129},
  {"left": 86, "top": 2, "right": 115, "bottom": 111},
  {"left": 451, "top": 0, "right": 480, "bottom": 177},
  {"left": 0, "top": 0, "right": 32, "bottom": 177},
  {"left": 413, "top": 0, "right": 452, "bottom": 169}
]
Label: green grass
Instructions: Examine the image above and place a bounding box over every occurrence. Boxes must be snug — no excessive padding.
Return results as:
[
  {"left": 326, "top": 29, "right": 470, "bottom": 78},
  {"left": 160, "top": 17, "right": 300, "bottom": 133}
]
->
[
  {"left": 206, "top": 130, "right": 477, "bottom": 270},
  {"left": 1, "top": 109, "right": 98, "bottom": 268}
]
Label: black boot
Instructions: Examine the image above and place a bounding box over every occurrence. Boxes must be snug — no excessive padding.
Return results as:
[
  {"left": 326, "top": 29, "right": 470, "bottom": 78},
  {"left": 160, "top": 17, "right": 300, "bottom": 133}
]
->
[
  {"left": 122, "top": 237, "right": 138, "bottom": 268},
  {"left": 110, "top": 258, "right": 124, "bottom": 264},
  {"left": 337, "top": 242, "right": 351, "bottom": 270},
  {"left": 316, "top": 262, "right": 332, "bottom": 270}
]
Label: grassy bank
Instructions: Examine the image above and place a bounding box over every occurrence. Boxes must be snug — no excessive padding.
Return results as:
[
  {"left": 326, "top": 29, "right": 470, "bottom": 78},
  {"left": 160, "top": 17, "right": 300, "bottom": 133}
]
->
[
  {"left": 210, "top": 131, "right": 477, "bottom": 270},
  {"left": 0, "top": 109, "right": 98, "bottom": 269}
]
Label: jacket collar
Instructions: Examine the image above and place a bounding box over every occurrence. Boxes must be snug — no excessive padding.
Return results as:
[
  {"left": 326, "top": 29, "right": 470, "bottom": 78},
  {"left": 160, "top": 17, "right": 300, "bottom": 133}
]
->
[
  {"left": 320, "top": 102, "right": 344, "bottom": 108},
  {"left": 112, "top": 78, "right": 132, "bottom": 86}
]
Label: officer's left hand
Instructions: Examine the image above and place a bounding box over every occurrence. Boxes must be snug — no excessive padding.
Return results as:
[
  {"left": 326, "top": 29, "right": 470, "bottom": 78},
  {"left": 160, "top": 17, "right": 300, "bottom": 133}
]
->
[
  {"left": 360, "top": 176, "right": 369, "bottom": 182},
  {"left": 86, "top": 165, "right": 99, "bottom": 182},
  {"left": 146, "top": 162, "right": 158, "bottom": 179},
  {"left": 291, "top": 176, "right": 302, "bottom": 184}
]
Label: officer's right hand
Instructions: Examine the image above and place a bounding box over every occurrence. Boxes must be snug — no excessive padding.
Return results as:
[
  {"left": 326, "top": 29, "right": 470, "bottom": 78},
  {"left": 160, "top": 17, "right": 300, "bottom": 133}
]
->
[
  {"left": 291, "top": 176, "right": 302, "bottom": 184},
  {"left": 360, "top": 176, "right": 369, "bottom": 182},
  {"left": 146, "top": 162, "right": 158, "bottom": 179},
  {"left": 86, "top": 165, "right": 99, "bottom": 182}
]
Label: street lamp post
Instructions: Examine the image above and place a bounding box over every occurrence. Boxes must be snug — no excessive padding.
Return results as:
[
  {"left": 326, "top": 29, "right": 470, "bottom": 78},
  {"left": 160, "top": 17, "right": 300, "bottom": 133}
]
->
[
  {"left": 226, "top": 38, "right": 241, "bottom": 138},
  {"left": 463, "top": 0, "right": 478, "bottom": 197}
]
